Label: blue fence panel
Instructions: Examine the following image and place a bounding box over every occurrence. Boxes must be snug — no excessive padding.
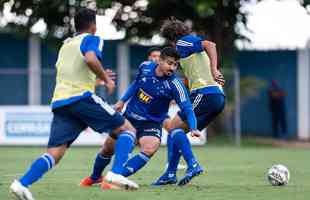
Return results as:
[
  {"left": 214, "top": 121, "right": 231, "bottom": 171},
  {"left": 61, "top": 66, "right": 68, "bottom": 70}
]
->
[
  {"left": 0, "top": 74, "right": 28, "bottom": 104},
  {"left": 0, "top": 34, "right": 28, "bottom": 68},
  {"left": 237, "top": 50, "right": 297, "bottom": 137}
]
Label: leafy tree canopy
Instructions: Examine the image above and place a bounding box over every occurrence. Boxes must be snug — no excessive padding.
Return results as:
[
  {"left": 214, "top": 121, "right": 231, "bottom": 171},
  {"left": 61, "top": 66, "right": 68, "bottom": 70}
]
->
[{"left": 1, "top": 0, "right": 309, "bottom": 57}]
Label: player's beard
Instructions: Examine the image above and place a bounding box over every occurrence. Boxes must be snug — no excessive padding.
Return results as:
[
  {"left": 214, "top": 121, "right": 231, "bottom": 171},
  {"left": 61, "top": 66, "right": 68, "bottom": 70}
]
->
[{"left": 165, "top": 70, "right": 174, "bottom": 76}]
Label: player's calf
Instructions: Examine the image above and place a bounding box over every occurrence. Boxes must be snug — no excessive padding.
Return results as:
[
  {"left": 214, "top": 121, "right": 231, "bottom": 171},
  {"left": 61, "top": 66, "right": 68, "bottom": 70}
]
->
[{"left": 122, "top": 136, "right": 159, "bottom": 177}]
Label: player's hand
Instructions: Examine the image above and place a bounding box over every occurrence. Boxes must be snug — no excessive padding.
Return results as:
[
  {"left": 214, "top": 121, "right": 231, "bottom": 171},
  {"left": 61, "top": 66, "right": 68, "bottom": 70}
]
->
[
  {"left": 106, "top": 69, "right": 116, "bottom": 81},
  {"left": 114, "top": 100, "right": 125, "bottom": 112},
  {"left": 190, "top": 129, "right": 201, "bottom": 137},
  {"left": 212, "top": 70, "right": 225, "bottom": 86},
  {"left": 96, "top": 79, "right": 105, "bottom": 86},
  {"left": 105, "top": 79, "right": 116, "bottom": 95}
]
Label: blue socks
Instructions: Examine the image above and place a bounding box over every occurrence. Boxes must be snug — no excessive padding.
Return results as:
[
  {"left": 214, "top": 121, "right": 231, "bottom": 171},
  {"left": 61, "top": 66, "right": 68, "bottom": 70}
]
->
[
  {"left": 169, "top": 129, "right": 197, "bottom": 169},
  {"left": 122, "top": 152, "right": 150, "bottom": 177},
  {"left": 19, "top": 153, "right": 55, "bottom": 187},
  {"left": 111, "top": 131, "right": 135, "bottom": 174},
  {"left": 90, "top": 153, "right": 111, "bottom": 181},
  {"left": 167, "top": 134, "right": 173, "bottom": 162},
  {"left": 166, "top": 133, "right": 181, "bottom": 174}
]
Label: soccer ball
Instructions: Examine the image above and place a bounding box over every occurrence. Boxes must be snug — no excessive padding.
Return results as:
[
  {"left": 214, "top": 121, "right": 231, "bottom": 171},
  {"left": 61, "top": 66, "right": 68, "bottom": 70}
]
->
[{"left": 267, "top": 164, "right": 290, "bottom": 186}]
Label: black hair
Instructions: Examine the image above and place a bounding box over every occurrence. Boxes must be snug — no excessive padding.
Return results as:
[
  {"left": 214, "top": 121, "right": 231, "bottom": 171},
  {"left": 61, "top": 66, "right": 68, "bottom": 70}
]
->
[
  {"left": 74, "top": 8, "right": 96, "bottom": 32},
  {"left": 160, "top": 17, "right": 191, "bottom": 43},
  {"left": 147, "top": 47, "right": 161, "bottom": 56},
  {"left": 160, "top": 47, "right": 180, "bottom": 60}
]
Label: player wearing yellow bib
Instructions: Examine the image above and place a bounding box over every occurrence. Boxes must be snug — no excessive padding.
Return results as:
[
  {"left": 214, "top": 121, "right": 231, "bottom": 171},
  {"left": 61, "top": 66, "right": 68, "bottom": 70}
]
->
[
  {"left": 153, "top": 18, "right": 225, "bottom": 186},
  {"left": 10, "top": 9, "right": 139, "bottom": 200}
]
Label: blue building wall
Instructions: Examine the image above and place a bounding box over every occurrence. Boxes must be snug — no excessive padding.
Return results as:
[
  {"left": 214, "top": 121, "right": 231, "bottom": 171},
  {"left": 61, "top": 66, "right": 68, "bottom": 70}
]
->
[
  {"left": 0, "top": 74, "right": 28, "bottom": 104},
  {"left": 237, "top": 51, "right": 297, "bottom": 137},
  {"left": 129, "top": 44, "right": 150, "bottom": 80},
  {"left": 0, "top": 34, "right": 28, "bottom": 104},
  {"left": 0, "top": 34, "right": 28, "bottom": 68},
  {"left": 41, "top": 42, "right": 57, "bottom": 104}
]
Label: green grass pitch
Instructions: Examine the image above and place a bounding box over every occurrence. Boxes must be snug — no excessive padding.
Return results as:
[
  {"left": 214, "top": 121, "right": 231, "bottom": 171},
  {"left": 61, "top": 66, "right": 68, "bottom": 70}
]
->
[{"left": 0, "top": 144, "right": 309, "bottom": 200}]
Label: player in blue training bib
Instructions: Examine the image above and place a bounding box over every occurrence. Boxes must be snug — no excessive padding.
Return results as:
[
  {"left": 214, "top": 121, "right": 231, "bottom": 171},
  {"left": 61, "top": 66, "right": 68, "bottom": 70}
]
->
[
  {"left": 80, "top": 47, "right": 201, "bottom": 189},
  {"left": 10, "top": 9, "right": 139, "bottom": 200},
  {"left": 152, "top": 18, "right": 226, "bottom": 186}
]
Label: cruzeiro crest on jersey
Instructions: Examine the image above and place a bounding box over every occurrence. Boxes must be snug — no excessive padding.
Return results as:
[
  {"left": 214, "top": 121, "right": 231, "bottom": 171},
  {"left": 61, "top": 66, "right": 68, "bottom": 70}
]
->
[{"left": 137, "top": 88, "right": 153, "bottom": 104}]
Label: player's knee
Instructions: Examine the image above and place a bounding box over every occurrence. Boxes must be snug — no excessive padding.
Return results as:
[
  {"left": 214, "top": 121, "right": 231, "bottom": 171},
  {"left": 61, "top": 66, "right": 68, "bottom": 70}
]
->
[
  {"left": 141, "top": 146, "right": 158, "bottom": 157},
  {"left": 101, "top": 136, "right": 115, "bottom": 156},
  {"left": 165, "top": 115, "right": 186, "bottom": 132},
  {"left": 164, "top": 121, "right": 172, "bottom": 132},
  {"left": 113, "top": 119, "right": 136, "bottom": 137},
  {"left": 123, "top": 119, "right": 136, "bottom": 133},
  {"left": 163, "top": 118, "right": 172, "bottom": 131},
  {"left": 139, "top": 137, "right": 160, "bottom": 157},
  {"left": 164, "top": 119, "right": 178, "bottom": 132}
]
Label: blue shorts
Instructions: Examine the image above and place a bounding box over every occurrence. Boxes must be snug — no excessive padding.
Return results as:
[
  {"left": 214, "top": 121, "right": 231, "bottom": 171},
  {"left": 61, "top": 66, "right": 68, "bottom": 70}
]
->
[
  {"left": 48, "top": 95, "right": 125, "bottom": 148},
  {"left": 123, "top": 114, "right": 162, "bottom": 140},
  {"left": 178, "top": 93, "right": 225, "bottom": 130}
]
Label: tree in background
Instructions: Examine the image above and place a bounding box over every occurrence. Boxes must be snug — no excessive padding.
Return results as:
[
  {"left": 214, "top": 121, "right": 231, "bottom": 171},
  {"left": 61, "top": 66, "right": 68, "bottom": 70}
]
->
[
  {"left": 0, "top": 0, "right": 107, "bottom": 39},
  {"left": 0, "top": 0, "right": 240, "bottom": 61},
  {"left": 1, "top": 0, "right": 309, "bottom": 56}
]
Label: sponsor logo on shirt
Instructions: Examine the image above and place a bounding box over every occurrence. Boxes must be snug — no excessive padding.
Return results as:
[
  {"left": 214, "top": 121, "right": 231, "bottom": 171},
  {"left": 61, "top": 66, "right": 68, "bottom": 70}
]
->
[{"left": 137, "top": 88, "right": 152, "bottom": 104}]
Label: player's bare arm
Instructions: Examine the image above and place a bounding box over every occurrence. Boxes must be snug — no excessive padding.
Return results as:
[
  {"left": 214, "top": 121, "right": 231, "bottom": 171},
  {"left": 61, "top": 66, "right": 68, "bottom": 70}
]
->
[
  {"left": 202, "top": 40, "right": 225, "bottom": 86},
  {"left": 84, "top": 51, "right": 115, "bottom": 94},
  {"left": 114, "top": 100, "right": 125, "bottom": 112},
  {"left": 96, "top": 69, "right": 116, "bottom": 86}
]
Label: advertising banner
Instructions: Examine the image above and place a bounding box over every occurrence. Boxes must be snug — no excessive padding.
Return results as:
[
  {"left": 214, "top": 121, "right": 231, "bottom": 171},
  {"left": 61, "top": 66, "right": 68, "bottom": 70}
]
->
[{"left": 0, "top": 106, "right": 206, "bottom": 146}]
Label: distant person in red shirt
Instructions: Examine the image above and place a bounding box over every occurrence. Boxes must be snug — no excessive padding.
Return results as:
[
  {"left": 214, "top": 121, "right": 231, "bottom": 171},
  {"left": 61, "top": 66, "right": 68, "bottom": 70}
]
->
[{"left": 268, "top": 80, "right": 287, "bottom": 139}]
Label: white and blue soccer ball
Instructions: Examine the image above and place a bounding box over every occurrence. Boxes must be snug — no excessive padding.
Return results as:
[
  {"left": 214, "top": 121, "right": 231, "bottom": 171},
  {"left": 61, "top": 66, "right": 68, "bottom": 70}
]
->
[{"left": 267, "top": 164, "right": 290, "bottom": 186}]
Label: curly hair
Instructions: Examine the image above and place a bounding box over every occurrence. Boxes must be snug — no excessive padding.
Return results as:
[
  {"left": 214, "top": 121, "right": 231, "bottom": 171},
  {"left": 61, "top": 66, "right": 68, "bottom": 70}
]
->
[{"left": 160, "top": 17, "right": 191, "bottom": 43}]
